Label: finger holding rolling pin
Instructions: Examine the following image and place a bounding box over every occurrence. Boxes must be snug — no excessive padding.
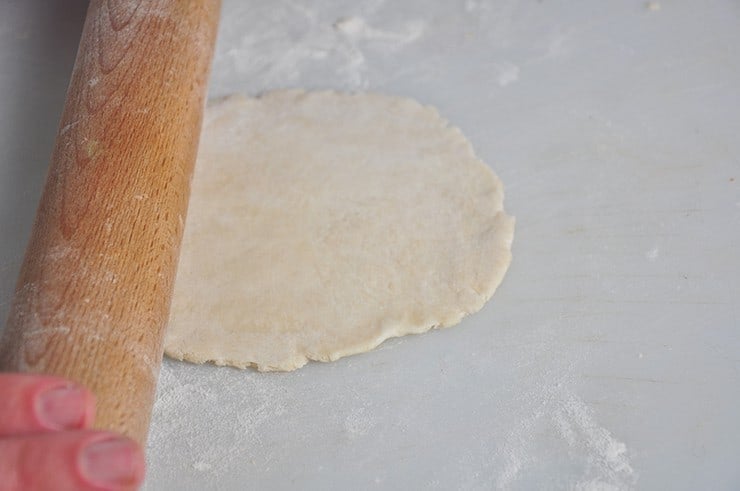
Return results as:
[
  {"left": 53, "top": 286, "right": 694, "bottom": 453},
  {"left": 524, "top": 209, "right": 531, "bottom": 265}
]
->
[{"left": 0, "top": 373, "right": 144, "bottom": 490}]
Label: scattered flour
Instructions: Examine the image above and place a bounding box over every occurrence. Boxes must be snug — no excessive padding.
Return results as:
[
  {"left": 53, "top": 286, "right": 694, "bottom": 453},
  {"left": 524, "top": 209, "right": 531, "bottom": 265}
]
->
[
  {"left": 645, "top": 246, "right": 660, "bottom": 261},
  {"left": 495, "top": 61, "right": 520, "bottom": 87},
  {"left": 333, "top": 16, "right": 425, "bottom": 45},
  {"left": 211, "top": 3, "right": 426, "bottom": 91},
  {"left": 192, "top": 461, "right": 212, "bottom": 472},
  {"left": 556, "top": 393, "right": 636, "bottom": 490},
  {"left": 489, "top": 385, "right": 637, "bottom": 491},
  {"left": 148, "top": 328, "right": 638, "bottom": 490},
  {"left": 344, "top": 406, "right": 376, "bottom": 437},
  {"left": 433, "top": 321, "right": 640, "bottom": 491},
  {"left": 146, "top": 360, "right": 298, "bottom": 487}
]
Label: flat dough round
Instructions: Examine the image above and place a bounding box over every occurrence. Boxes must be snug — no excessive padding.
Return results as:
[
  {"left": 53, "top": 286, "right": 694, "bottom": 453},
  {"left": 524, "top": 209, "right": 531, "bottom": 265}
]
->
[{"left": 165, "top": 90, "right": 514, "bottom": 371}]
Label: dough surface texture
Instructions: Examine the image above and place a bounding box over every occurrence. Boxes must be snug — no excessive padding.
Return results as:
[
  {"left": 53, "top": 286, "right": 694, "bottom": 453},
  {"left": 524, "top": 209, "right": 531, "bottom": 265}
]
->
[{"left": 165, "top": 90, "right": 514, "bottom": 371}]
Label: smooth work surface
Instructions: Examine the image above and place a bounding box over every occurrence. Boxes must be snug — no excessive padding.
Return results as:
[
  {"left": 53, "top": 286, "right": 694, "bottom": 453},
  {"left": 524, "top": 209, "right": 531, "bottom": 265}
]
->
[{"left": 1, "top": 1, "right": 738, "bottom": 489}]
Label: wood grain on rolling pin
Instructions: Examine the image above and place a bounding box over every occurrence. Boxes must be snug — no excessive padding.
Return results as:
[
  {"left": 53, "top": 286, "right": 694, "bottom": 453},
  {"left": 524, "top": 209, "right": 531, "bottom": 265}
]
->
[{"left": 0, "top": 0, "right": 220, "bottom": 444}]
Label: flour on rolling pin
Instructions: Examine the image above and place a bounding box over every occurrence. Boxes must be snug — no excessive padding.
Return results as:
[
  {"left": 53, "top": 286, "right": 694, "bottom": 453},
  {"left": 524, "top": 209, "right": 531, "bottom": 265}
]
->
[{"left": 0, "top": 0, "right": 221, "bottom": 444}]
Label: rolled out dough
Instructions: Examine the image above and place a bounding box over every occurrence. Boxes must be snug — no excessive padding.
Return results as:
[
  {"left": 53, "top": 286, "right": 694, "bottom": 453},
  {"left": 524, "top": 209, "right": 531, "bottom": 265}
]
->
[{"left": 165, "top": 90, "right": 514, "bottom": 371}]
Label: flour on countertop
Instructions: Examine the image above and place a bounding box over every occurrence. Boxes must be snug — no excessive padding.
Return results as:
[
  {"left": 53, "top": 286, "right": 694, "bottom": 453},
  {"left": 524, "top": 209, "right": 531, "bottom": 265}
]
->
[
  {"left": 494, "top": 61, "right": 520, "bottom": 87},
  {"left": 212, "top": 3, "right": 426, "bottom": 91},
  {"left": 556, "top": 394, "right": 636, "bottom": 490},
  {"left": 147, "top": 361, "right": 290, "bottom": 481},
  {"left": 333, "top": 16, "right": 425, "bottom": 45},
  {"left": 645, "top": 246, "right": 660, "bottom": 261},
  {"left": 495, "top": 390, "right": 637, "bottom": 490},
  {"left": 344, "top": 407, "right": 377, "bottom": 437},
  {"left": 205, "top": 0, "right": 563, "bottom": 98},
  {"left": 146, "top": 324, "right": 637, "bottom": 490},
  {"left": 443, "top": 320, "right": 639, "bottom": 491}
]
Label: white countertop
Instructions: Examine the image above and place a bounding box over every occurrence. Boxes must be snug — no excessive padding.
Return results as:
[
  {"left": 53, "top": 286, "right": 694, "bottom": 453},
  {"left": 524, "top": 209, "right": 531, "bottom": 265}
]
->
[{"left": 1, "top": 1, "right": 738, "bottom": 489}]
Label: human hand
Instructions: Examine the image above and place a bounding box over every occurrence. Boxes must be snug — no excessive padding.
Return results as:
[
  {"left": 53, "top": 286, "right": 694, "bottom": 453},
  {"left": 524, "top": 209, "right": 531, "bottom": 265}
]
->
[{"left": 0, "top": 373, "right": 145, "bottom": 490}]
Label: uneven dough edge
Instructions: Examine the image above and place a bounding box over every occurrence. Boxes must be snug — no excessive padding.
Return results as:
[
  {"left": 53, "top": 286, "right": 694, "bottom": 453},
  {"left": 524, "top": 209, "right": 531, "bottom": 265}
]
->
[{"left": 165, "top": 212, "right": 514, "bottom": 372}]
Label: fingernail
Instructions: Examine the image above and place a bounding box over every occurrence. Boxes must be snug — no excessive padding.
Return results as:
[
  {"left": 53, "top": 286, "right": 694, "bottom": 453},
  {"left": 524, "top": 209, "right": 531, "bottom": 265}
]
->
[
  {"left": 37, "top": 385, "right": 87, "bottom": 430},
  {"left": 80, "top": 438, "right": 142, "bottom": 488}
]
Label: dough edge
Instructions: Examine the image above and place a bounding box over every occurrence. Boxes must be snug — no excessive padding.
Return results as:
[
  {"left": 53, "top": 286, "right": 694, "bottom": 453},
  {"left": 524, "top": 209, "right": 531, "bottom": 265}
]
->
[{"left": 166, "top": 213, "right": 513, "bottom": 371}]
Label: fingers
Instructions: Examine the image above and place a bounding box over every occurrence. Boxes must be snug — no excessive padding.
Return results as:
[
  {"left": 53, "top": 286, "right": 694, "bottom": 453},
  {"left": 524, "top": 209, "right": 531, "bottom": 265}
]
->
[
  {"left": 0, "top": 374, "right": 95, "bottom": 436},
  {"left": 0, "top": 374, "right": 145, "bottom": 490},
  {"left": 0, "top": 430, "right": 145, "bottom": 491}
]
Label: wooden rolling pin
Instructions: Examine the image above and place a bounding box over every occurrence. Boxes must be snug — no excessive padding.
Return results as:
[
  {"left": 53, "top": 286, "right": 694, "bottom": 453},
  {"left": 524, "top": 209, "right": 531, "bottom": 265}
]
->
[{"left": 0, "top": 0, "right": 220, "bottom": 445}]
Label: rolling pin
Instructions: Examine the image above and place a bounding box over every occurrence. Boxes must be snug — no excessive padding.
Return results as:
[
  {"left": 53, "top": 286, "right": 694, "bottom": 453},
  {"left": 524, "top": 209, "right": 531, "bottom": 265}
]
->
[{"left": 0, "top": 0, "right": 220, "bottom": 445}]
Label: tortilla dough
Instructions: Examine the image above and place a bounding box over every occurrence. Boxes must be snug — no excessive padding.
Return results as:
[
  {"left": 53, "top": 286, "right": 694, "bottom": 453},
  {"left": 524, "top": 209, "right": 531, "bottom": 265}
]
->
[{"left": 165, "top": 90, "right": 514, "bottom": 371}]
